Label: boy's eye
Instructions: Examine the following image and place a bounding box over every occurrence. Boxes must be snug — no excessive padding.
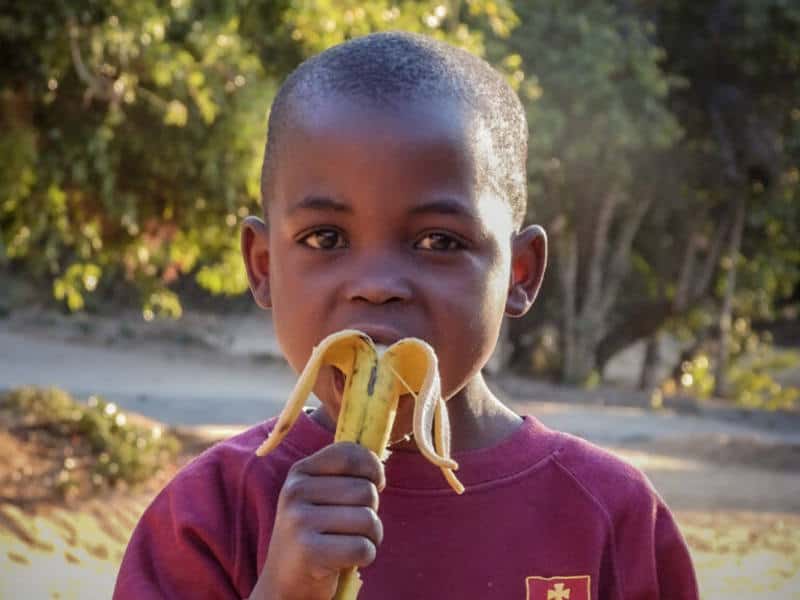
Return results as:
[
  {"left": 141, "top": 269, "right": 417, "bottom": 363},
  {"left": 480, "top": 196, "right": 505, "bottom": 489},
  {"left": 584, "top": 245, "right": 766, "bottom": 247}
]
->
[
  {"left": 415, "top": 232, "right": 464, "bottom": 251},
  {"left": 299, "top": 229, "right": 347, "bottom": 250}
]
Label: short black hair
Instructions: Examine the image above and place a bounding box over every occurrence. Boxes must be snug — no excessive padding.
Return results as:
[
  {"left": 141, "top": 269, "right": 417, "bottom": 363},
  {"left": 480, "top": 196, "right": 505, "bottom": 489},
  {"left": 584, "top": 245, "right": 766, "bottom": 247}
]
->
[{"left": 261, "top": 31, "right": 528, "bottom": 227}]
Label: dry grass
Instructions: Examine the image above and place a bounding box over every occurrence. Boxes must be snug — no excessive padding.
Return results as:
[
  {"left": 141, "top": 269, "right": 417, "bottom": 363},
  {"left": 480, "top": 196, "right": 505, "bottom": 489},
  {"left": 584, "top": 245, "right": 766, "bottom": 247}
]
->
[{"left": 679, "top": 510, "right": 800, "bottom": 598}]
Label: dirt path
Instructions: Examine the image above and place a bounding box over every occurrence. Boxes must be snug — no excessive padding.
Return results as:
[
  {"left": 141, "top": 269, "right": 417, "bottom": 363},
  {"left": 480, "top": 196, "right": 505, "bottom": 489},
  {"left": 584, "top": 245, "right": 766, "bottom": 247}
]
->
[{"left": 0, "top": 313, "right": 295, "bottom": 426}]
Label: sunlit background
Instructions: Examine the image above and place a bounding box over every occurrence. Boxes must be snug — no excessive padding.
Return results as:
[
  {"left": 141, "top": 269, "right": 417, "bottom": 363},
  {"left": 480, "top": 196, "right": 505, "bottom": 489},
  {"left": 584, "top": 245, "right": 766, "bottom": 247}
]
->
[{"left": 1, "top": 1, "right": 799, "bottom": 598}]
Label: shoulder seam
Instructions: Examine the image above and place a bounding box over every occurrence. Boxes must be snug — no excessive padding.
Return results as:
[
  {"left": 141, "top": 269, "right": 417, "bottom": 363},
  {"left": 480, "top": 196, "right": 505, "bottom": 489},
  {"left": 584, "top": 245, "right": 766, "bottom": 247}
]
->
[{"left": 551, "top": 445, "right": 625, "bottom": 600}]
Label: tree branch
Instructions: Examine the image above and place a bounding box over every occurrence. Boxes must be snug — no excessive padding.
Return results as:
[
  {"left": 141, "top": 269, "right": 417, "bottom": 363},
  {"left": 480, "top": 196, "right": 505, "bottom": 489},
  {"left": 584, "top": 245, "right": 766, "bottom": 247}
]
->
[
  {"left": 585, "top": 190, "right": 619, "bottom": 313},
  {"left": 674, "top": 227, "right": 699, "bottom": 311},
  {"left": 558, "top": 230, "right": 579, "bottom": 376},
  {"left": 596, "top": 299, "right": 674, "bottom": 371},
  {"left": 600, "top": 193, "right": 653, "bottom": 316},
  {"left": 68, "top": 19, "right": 115, "bottom": 104},
  {"left": 690, "top": 206, "right": 731, "bottom": 302}
]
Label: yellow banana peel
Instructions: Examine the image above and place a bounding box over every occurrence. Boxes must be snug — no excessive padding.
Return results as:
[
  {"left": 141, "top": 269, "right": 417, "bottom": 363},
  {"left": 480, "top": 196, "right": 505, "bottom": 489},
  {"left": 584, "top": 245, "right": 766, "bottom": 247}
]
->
[{"left": 255, "top": 329, "right": 464, "bottom": 599}]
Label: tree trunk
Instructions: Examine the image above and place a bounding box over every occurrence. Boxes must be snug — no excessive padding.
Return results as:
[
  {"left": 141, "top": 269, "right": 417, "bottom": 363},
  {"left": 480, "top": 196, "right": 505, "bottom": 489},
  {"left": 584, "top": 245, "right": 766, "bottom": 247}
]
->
[
  {"left": 596, "top": 204, "right": 733, "bottom": 373},
  {"left": 638, "top": 334, "right": 661, "bottom": 390},
  {"left": 713, "top": 190, "right": 746, "bottom": 397},
  {"left": 558, "top": 189, "right": 652, "bottom": 384},
  {"left": 559, "top": 231, "right": 581, "bottom": 382},
  {"left": 563, "top": 337, "right": 597, "bottom": 385}
]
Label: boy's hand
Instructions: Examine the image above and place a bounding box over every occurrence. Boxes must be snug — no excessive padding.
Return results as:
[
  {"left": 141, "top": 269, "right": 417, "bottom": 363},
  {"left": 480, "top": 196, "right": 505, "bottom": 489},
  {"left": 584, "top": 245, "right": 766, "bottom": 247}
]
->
[{"left": 249, "top": 442, "right": 386, "bottom": 600}]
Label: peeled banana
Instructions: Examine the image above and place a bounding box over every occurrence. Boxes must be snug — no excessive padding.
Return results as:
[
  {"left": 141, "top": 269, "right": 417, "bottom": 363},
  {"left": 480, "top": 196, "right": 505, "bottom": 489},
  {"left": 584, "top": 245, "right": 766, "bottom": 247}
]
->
[{"left": 255, "top": 329, "right": 464, "bottom": 599}]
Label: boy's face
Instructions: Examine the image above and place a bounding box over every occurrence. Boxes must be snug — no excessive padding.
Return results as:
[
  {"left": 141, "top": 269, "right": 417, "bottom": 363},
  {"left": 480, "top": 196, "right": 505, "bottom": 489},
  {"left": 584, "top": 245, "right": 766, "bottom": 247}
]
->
[{"left": 244, "top": 95, "right": 544, "bottom": 423}]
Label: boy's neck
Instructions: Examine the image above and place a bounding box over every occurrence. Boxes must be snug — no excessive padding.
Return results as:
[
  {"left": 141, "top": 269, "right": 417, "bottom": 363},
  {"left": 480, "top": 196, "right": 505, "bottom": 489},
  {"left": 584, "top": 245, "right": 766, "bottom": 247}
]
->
[{"left": 445, "top": 373, "right": 523, "bottom": 452}]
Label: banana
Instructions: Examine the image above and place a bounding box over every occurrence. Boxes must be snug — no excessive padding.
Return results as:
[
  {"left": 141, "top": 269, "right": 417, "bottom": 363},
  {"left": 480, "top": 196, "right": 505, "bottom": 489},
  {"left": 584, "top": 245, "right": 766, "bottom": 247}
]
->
[{"left": 255, "top": 329, "right": 464, "bottom": 599}]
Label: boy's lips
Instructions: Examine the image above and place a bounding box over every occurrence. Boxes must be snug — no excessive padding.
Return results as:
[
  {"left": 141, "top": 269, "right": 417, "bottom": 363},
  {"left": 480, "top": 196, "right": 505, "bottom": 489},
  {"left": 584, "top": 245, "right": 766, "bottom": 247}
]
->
[{"left": 344, "top": 324, "right": 407, "bottom": 346}]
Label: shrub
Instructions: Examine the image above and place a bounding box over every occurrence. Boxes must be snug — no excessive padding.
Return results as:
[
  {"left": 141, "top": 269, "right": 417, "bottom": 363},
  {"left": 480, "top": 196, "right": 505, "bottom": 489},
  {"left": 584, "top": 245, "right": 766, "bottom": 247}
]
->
[{"left": 1, "top": 386, "right": 181, "bottom": 498}]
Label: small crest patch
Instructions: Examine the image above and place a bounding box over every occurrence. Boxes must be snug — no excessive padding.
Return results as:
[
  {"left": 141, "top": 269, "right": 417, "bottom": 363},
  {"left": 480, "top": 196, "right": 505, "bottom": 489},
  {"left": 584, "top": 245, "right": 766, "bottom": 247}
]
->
[{"left": 525, "top": 575, "right": 591, "bottom": 600}]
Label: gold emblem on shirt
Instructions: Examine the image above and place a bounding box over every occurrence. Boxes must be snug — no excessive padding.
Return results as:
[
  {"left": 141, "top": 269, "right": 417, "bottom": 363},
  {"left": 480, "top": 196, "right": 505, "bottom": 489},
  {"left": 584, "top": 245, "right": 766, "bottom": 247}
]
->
[{"left": 526, "top": 575, "right": 591, "bottom": 600}]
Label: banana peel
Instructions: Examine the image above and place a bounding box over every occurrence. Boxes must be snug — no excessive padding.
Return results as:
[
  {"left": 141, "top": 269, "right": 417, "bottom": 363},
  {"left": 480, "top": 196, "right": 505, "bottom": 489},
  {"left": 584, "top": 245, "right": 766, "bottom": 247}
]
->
[{"left": 255, "top": 329, "right": 464, "bottom": 599}]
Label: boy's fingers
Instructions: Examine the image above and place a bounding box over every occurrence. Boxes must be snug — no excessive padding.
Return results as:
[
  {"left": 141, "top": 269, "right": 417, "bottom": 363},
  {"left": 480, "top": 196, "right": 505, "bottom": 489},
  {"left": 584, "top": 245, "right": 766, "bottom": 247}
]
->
[
  {"left": 302, "top": 532, "right": 378, "bottom": 570},
  {"left": 282, "top": 475, "right": 380, "bottom": 510},
  {"left": 294, "top": 442, "right": 386, "bottom": 489},
  {"left": 302, "top": 505, "right": 383, "bottom": 547}
]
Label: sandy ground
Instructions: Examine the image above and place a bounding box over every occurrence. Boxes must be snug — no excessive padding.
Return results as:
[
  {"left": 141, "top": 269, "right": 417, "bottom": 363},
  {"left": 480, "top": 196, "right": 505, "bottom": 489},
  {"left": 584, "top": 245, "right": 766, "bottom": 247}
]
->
[{"left": 1, "top": 309, "right": 799, "bottom": 599}]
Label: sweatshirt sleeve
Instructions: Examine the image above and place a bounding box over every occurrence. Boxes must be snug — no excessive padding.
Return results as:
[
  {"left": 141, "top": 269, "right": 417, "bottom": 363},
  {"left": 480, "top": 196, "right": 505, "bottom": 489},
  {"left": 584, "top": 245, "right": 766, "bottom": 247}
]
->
[
  {"left": 653, "top": 501, "right": 699, "bottom": 599},
  {"left": 554, "top": 435, "right": 699, "bottom": 599},
  {"left": 113, "top": 452, "right": 247, "bottom": 600},
  {"left": 611, "top": 484, "right": 699, "bottom": 599}
]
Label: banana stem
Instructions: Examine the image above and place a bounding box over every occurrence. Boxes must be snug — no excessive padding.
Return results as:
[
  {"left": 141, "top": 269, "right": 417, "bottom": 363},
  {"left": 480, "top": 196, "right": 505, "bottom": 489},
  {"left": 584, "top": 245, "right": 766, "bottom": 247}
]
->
[{"left": 333, "top": 567, "right": 362, "bottom": 600}]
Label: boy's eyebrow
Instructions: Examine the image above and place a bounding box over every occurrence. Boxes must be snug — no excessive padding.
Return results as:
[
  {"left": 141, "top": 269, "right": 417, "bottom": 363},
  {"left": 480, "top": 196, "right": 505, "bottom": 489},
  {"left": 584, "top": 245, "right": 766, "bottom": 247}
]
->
[
  {"left": 288, "top": 195, "right": 353, "bottom": 215},
  {"left": 287, "top": 196, "right": 477, "bottom": 219}
]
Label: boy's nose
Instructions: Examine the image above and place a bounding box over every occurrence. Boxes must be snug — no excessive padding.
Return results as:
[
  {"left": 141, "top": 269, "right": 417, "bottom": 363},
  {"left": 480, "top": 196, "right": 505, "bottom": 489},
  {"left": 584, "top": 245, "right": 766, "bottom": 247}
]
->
[{"left": 345, "top": 255, "right": 412, "bottom": 305}]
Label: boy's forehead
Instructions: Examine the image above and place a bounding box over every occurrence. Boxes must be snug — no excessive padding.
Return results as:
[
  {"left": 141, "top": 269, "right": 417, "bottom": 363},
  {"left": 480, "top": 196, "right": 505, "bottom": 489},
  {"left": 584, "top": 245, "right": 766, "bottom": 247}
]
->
[
  {"left": 273, "top": 92, "right": 495, "bottom": 193},
  {"left": 287, "top": 92, "right": 471, "bottom": 145}
]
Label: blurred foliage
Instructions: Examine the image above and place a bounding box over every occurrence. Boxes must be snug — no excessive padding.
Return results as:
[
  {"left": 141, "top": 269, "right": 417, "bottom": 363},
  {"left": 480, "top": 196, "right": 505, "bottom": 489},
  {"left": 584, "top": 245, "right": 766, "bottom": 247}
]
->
[
  {"left": 0, "top": 0, "right": 516, "bottom": 317},
  {"left": 509, "top": 0, "right": 681, "bottom": 217},
  {"left": 1, "top": 386, "right": 180, "bottom": 497},
  {"left": 1, "top": 0, "right": 271, "bottom": 317},
  {"left": 663, "top": 318, "right": 799, "bottom": 410}
]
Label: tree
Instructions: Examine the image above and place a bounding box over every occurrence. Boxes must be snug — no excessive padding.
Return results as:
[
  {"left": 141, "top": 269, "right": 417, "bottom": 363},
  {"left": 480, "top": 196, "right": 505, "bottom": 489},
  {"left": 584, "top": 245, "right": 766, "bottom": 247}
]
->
[
  {"left": 597, "top": 0, "right": 800, "bottom": 394},
  {"left": 505, "top": 0, "right": 681, "bottom": 383},
  {"left": 502, "top": 0, "right": 800, "bottom": 392}
]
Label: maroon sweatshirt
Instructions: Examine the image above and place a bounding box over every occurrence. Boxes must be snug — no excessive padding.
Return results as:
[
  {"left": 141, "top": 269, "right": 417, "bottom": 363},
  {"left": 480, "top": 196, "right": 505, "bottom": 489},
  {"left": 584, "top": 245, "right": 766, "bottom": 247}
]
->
[{"left": 114, "top": 412, "right": 698, "bottom": 599}]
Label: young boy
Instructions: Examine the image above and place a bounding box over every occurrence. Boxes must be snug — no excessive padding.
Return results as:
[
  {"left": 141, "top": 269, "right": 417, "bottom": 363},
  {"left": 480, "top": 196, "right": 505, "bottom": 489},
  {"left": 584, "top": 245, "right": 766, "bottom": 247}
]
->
[{"left": 114, "top": 32, "right": 698, "bottom": 599}]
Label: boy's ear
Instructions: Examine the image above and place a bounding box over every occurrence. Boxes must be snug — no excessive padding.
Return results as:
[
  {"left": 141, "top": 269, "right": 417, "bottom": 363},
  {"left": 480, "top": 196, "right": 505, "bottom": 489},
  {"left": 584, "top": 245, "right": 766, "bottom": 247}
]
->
[
  {"left": 505, "top": 224, "right": 548, "bottom": 318},
  {"left": 241, "top": 216, "right": 272, "bottom": 310}
]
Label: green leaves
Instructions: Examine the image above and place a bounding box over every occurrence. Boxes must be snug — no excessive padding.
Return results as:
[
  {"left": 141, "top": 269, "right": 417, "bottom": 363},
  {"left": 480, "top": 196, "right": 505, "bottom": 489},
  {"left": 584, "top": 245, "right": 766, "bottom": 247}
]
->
[
  {"left": 512, "top": 0, "right": 680, "bottom": 202},
  {"left": 53, "top": 263, "right": 102, "bottom": 312}
]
